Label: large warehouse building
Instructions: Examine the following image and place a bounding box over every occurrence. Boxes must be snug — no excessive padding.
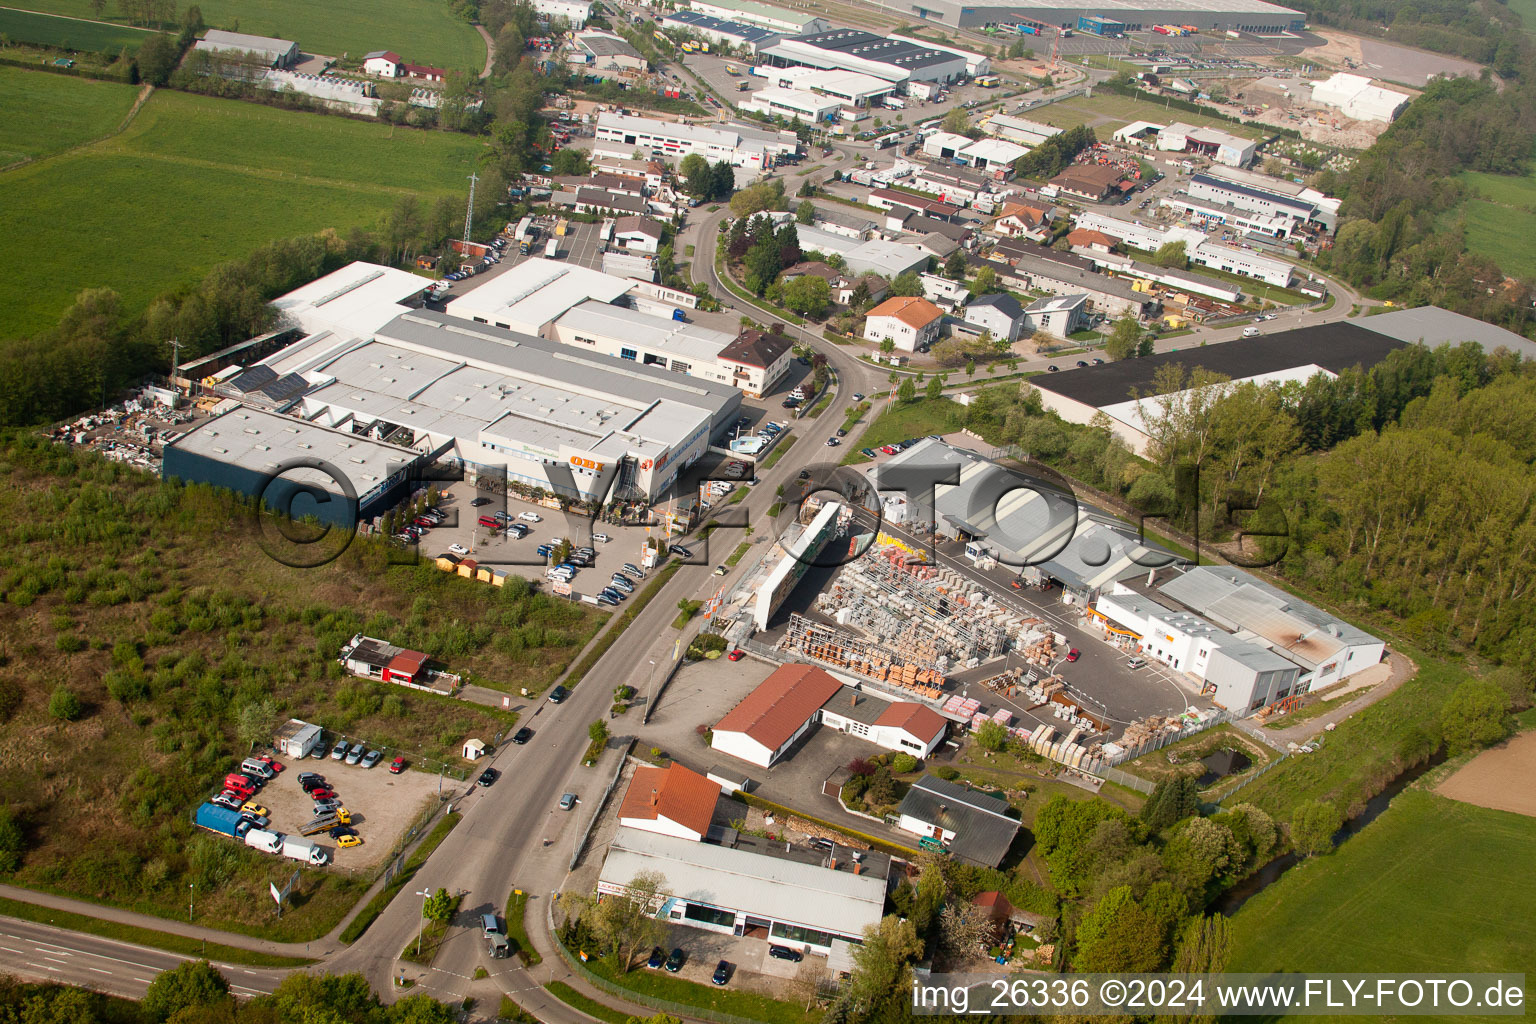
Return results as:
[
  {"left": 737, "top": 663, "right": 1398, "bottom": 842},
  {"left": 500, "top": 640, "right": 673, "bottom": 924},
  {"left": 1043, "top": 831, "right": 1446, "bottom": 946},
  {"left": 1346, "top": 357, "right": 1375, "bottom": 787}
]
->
[
  {"left": 594, "top": 112, "right": 798, "bottom": 169},
  {"left": 761, "top": 29, "right": 985, "bottom": 86},
  {"left": 888, "top": 0, "right": 1304, "bottom": 32}
]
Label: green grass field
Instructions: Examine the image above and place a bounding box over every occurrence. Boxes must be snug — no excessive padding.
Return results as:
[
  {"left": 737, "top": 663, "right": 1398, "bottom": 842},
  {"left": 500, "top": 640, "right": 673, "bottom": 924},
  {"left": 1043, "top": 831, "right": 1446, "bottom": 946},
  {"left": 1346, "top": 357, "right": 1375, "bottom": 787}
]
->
[
  {"left": 0, "top": 6, "right": 151, "bottom": 52},
  {"left": 1229, "top": 789, "right": 1536, "bottom": 1020},
  {"left": 0, "top": 65, "right": 138, "bottom": 164},
  {"left": 1029, "top": 91, "right": 1265, "bottom": 140},
  {"left": 840, "top": 397, "right": 968, "bottom": 463},
  {"left": 1506, "top": 0, "right": 1536, "bottom": 33},
  {"left": 0, "top": 88, "right": 486, "bottom": 339},
  {"left": 1, "top": 0, "right": 484, "bottom": 68},
  {"left": 1456, "top": 171, "right": 1536, "bottom": 279}
]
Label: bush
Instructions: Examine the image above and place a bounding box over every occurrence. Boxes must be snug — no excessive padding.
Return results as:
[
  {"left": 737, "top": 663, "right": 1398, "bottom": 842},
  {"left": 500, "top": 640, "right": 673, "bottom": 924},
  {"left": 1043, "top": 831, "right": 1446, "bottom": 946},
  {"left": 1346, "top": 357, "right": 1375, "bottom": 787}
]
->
[
  {"left": 891, "top": 753, "right": 919, "bottom": 773},
  {"left": 932, "top": 765, "right": 960, "bottom": 781},
  {"left": 48, "top": 685, "right": 83, "bottom": 722}
]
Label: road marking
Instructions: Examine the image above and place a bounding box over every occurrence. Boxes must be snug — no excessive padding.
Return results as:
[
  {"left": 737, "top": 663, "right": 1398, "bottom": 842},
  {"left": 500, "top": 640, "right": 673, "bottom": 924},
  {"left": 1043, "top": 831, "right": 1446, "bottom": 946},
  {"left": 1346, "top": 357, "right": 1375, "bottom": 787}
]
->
[
  {"left": 41, "top": 956, "right": 69, "bottom": 964},
  {"left": 231, "top": 986, "right": 267, "bottom": 996},
  {"left": 26, "top": 963, "right": 59, "bottom": 973},
  {"left": 88, "top": 968, "right": 113, "bottom": 975},
  {"left": 0, "top": 946, "right": 22, "bottom": 954}
]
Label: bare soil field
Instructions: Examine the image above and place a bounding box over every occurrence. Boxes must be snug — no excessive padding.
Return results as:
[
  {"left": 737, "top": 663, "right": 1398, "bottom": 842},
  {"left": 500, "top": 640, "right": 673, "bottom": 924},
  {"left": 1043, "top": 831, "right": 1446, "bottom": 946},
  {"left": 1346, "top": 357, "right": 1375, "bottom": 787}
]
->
[{"left": 1435, "top": 730, "right": 1536, "bottom": 818}]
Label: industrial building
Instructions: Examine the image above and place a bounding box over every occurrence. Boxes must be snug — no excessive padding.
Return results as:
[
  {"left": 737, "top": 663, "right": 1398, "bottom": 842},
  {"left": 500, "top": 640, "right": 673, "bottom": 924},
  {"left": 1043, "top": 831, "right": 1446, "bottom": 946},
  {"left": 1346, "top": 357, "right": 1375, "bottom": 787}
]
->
[
  {"left": 594, "top": 112, "right": 798, "bottom": 169},
  {"left": 711, "top": 663, "right": 949, "bottom": 767},
  {"left": 1186, "top": 240, "right": 1294, "bottom": 287},
  {"left": 1309, "top": 72, "right": 1411, "bottom": 124},
  {"left": 867, "top": 439, "right": 1180, "bottom": 602},
  {"left": 982, "top": 114, "right": 1062, "bottom": 148},
  {"left": 1023, "top": 292, "right": 1089, "bottom": 336},
  {"left": 162, "top": 404, "right": 418, "bottom": 526},
  {"left": 688, "top": 0, "right": 830, "bottom": 35},
  {"left": 270, "top": 262, "right": 433, "bottom": 338},
  {"left": 573, "top": 31, "right": 647, "bottom": 73},
  {"left": 550, "top": 301, "right": 791, "bottom": 397},
  {"left": 1065, "top": 212, "right": 1296, "bottom": 287},
  {"left": 443, "top": 258, "right": 633, "bottom": 335},
  {"left": 876, "top": 0, "right": 1304, "bottom": 33},
  {"left": 193, "top": 29, "right": 299, "bottom": 68},
  {"left": 1029, "top": 321, "right": 1404, "bottom": 456},
  {"left": 984, "top": 239, "right": 1157, "bottom": 317},
  {"left": 760, "top": 29, "right": 982, "bottom": 86},
  {"left": 740, "top": 86, "right": 842, "bottom": 123},
  {"left": 597, "top": 826, "right": 889, "bottom": 952},
  {"left": 791, "top": 224, "right": 931, "bottom": 278},
  {"left": 753, "top": 66, "right": 895, "bottom": 107},
  {"left": 1158, "top": 193, "right": 1297, "bottom": 240},
  {"left": 660, "top": 10, "right": 782, "bottom": 53},
  {"left": 1094, "top": 564, "right": 1384, "bottom": 713},
  {"left": 1187, "top": 167, "right": 1340, "bottom": 232},
  {"left": 533, "top": 0, "right": 592, "bottom": 23},
  {"left": 896, "top": 775, "right": 1020, "bottom": 866},
  {"left": 1154, "top": 122, "right": 1257, "bottom": 168}
]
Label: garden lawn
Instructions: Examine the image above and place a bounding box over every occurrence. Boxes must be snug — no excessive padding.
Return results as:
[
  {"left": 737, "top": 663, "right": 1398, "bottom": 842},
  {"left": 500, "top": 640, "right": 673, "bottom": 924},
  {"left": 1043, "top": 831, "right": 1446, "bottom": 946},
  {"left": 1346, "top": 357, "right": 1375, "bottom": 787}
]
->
[
  {"left": 1229, "top": 789, "right": 1536, "bottom": 1021},
  {"left": 4, "top": 0, "right": 483, "bottom": 69},
  {"left": 0, "top": 90, "right": 485, "bottom": 340},
  {"left": 0, "top": 64, "right": 139, "bottom": 165},
  {"left": 0, "top": 7, "right": 151, "bottom": 52}
]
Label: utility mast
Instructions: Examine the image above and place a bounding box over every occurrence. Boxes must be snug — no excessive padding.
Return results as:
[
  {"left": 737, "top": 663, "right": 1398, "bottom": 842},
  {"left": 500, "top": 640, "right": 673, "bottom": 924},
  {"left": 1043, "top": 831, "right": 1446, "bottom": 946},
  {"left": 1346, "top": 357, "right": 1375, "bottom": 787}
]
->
[{"left": 462, "top": 172, "right": 478, "bottom": 250}]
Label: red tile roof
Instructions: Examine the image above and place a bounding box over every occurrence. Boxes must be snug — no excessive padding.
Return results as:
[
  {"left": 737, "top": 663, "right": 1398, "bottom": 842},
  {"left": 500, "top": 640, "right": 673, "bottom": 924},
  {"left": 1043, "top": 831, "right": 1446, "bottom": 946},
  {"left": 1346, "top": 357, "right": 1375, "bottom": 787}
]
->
[
  {"left": 866, "top": 295, "right": 943, "bottom": 330},
  {"left": 874, "top": 701, "right": 947, "bottom": 741},
  {"left": 617, "top": 763, "right": 719, "bottom": 837},
  {"left": 714, "top": 664, "right": 843, "bottom": 752},
  {"left": 387, "top": 650, "right": 428, "bottom": 679}
]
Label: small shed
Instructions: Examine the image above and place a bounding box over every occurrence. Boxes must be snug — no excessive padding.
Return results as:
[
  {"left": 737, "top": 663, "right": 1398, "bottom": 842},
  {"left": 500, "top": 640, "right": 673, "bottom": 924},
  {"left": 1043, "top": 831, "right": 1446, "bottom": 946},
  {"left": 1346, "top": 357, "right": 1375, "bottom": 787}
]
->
[
  {"left": 457, "top": 558, "right": 478, "bottom": 578},
  {"left": 274, "top": 719, "right": 323, "bottom": 759},
  {"left": 463, "top": 738, "right": 487, "bottom": 761}
]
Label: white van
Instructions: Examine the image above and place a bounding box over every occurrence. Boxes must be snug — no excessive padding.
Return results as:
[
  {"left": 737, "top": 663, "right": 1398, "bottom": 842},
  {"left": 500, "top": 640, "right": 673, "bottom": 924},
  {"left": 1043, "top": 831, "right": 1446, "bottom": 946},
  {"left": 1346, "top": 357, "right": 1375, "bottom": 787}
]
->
[
  {"left": 1241, "top": 326, "right": 1260, "bottom": 338},
  {"left": 240, "top": 758, "right": 275, "bottom": 780}
]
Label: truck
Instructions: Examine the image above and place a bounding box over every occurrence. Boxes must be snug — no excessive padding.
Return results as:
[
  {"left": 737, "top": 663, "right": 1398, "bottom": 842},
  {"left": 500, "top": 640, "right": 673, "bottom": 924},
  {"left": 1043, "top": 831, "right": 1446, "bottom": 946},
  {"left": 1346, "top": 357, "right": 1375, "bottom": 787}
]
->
[
  {"left": 245, "top": 828, "right": 284, "bottom": 853},
  {"left": 738, "top": 79, "right": 750, "bottom": 91},
  {"left": 281, "top": 835, "right": 330, "bottom": 866},
  {"left": 195, "top": 802, "right": 245, "bottom": 838},
  {"left": 545, "top": 238, "right": 559, "bottom": 259}
]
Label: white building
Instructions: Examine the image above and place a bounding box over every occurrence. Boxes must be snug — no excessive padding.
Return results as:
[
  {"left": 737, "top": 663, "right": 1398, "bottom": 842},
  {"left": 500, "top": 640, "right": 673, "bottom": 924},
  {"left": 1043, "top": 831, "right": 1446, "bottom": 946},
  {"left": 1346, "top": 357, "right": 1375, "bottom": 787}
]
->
[
  {"left": 552, "top": 300, "right": 738, "bottom": 382},
  {"left": 1188, "top": 240, "right": 1294, "bottom": 287},
  {"left": 816, "top": 687, "right": 949, "bottom": 758},
  {"left": 532, "top": 0, "right": 591, "bottom": 25},
  {"left": 1309, "top": 72, "right": 1411, "bottom": 124},
  {"left": 597, "top": 826, "right": 888, "bottom": 952},
  {"left": 760, "top": 29, "right": 970, "bottom": 87},
  {"left": 958, "top": 137, "right": 1028, "bottom": 174},
  {"left": 616, "top": 762, "right": 721, "bottom": 842},
  {"left": 595, "top": 112, "right": 797, "bottom": 170},
  {"left": 712, "top": 664, "right": 845, "bottom": 767},
  {"left": 575, "top": 31, "right": 647, "bottom": 73},
  {"left": 1187, "top": 169, "right": 1339, "bottom": 232},
  {"left": 361, "top": 50, "right": 405, "bottom": 77},
  {"left": 1023, "top": 293, "right": 1088, "bottom": 336},
  {"left": 661, "top": 11, "right": 782, "bottom": 53},
  {"left": 1073, "top": 210, "right": 1182, "bottom": 253},
  {"left": 1159, "top": 193, "right": 1297, "bottom": 240},
  {"left": 982, "top": 114, "right": 1061, "bottom": 148},
  {"left": 688, "top": 0, "right": 830, "bottom": 35},
  {"left": 740, "top": 86, "right": 841, "bottom": 123},
  {"left": 443, "top": 258, "right": 632, "bottom": 336},
  {"left": 612, "top": 215, "right": 664, "bottom": 254},
  {"left": 863, "top": 295, "right": 944, "bottom": 352},
  {"left": 1154, "top": 122, "right": 1257, "bottom": 168},
  {"left": 270, "top": 261, "right": 431, "bottom": 337},
  {"left": 795, "top": 68, "right": 893, "bottom": 107},
  {"left": 922, "top": 131, "right": 971, "bottom": 161},
  {"left": 961, "top": 292, "right": 1025, "bottom": 342},
  {"left": 896, "top": 776, "right": 1019, "bottom": 867}
]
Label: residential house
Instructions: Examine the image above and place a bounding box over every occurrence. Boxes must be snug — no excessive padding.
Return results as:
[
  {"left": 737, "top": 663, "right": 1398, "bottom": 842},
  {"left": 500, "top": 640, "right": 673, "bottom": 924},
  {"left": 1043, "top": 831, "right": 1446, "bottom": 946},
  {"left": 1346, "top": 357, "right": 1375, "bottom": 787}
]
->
[
  {"left": 991, "top": 201, "right": 1054, "bottom": 242},
  {"left": 896, "top": 775, "right": 1020, "bottom": 867},
  {"left": 961, "top": 292, "right": 1025, "bottom": 343},
  {"left": 1024, "top": 293, "right": 1089, "bottom": 337},
  {"left": 1049, "top": 164, "right": 1126, "bottom": 202},
  {"left": 616, "top": 762, "right": 721, "bottom": 842},
  {"left": 362, "top": 50, "right": 405, "bottom": 77},
  {"left": 863, "top": 295, "right": 944, "bottom": 352},
  {"left": 717, "top": 327, "right": 793, "bottom": 398},
  {"left": 1066, "top": 228, "right": 1116, "bottom": 254},
  {"left": 613, "top": 215, "right": 664, "bottom": 254}
]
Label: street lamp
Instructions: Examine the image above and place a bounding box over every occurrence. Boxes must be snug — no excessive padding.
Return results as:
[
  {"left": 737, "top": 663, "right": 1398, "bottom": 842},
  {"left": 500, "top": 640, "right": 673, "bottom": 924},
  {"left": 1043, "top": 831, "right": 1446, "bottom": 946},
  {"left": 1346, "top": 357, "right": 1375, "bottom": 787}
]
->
[
  {"left": 415, "top": 888, "right": 432, "bottom": 958},
  {"left": 189, "top": 882, "right": 194, "bottom": 922}
]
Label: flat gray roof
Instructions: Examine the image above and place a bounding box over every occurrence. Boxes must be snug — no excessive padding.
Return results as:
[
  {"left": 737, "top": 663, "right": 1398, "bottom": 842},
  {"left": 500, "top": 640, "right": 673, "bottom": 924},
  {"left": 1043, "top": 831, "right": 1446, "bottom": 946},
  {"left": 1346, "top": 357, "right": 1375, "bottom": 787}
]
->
[{"left": 1355, "top": 306, "right": 1536, "bottom": 361}]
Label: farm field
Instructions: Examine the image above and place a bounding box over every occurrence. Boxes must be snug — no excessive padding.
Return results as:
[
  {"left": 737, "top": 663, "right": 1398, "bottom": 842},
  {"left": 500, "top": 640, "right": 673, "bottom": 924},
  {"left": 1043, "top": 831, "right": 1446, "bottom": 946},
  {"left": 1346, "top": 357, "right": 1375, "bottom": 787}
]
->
[
  {"left": 1436, "top": 730, "right": 1536, "bottom": 817},
  {"left": 0, "top": 436, "right": 605, "bottom": 940},
  {"left": 0, "top": 0, "right": 484, "bottom": 69},
  {"left": 1229, "top": 789, "right": 1536, "bottom": 1021},
  {"left": 0, "top": 6, "right": 151, "bottom": 52},
  {"left": 0, "top": 88, "right": 485, "bottom": 340},
  {"left": 0, "top": 64, "right": 138, "bottom": 165},
  {"left": 1456, "top": 170, "right": 1536, "bottom": 279},
  {"left": 1030, "top": 91, "right": 1266, "bottom": 140}
]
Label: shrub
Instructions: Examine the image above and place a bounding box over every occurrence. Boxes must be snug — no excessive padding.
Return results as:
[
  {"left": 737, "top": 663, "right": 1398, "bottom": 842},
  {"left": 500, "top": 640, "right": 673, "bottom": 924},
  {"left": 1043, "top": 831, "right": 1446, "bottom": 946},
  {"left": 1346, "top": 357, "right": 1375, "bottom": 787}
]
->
[
  {"left": 48, "top": 685, "right": 83, "bottom": 721},
  {"left": 891, "top": 753, "right": 919, "bottom": 773},
  {"left": 932, "top": 765, "right": 960, "bottom": 781}
]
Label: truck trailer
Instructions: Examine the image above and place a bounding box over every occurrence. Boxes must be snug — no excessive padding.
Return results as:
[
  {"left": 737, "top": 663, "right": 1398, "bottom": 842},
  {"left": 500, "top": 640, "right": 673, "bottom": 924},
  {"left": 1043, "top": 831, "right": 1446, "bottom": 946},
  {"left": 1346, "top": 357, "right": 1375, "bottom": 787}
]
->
[
  {"left": 194, "top": 803, "right": 245, "bottom": 838},
  {"left": 281, "top": 836, "right": 329, "bottom": 866}
]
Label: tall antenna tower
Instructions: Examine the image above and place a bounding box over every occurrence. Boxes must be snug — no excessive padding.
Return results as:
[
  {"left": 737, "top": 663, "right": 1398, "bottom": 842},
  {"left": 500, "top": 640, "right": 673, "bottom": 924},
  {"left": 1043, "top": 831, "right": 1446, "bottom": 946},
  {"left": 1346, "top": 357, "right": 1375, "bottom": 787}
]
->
[{"left": 462, "top": 172, "right": 479, "bottom": 249}]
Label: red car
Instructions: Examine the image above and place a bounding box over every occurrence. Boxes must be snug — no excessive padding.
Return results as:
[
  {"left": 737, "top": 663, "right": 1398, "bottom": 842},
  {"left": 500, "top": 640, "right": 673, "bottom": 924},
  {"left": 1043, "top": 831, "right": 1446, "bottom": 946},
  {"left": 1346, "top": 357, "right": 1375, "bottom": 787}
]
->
[
  {"left": 1066, "top": 648, "right": 1081, "bottom": 662},
  {"left": 1010, "top": 579, "right": 1023, "bottom": 589},
  {"left": 390, "top": 756, "right": 407, "bottom": 774},
  {"left": 728, "top": 649, "right": 744, "bottom": 661},
  {"left": 256, "top": 755, "right": 284, "bottom": 773},
  {"left": 309, "top": 787, "right": 335, "bottom": 801}
]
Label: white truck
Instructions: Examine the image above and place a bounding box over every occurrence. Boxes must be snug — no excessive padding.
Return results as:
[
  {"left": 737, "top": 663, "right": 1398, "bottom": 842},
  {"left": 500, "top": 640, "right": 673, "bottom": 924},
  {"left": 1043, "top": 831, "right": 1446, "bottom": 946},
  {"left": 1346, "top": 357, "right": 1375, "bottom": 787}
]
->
[
  {"left": 245, "top": 828, "right": 283, "bottom": 854},
  {"left": 281, "top": 835, "right": 329, "bottom": 866},
  {"left": 545, "top": 238, "right": 559, "bottom": 259}
]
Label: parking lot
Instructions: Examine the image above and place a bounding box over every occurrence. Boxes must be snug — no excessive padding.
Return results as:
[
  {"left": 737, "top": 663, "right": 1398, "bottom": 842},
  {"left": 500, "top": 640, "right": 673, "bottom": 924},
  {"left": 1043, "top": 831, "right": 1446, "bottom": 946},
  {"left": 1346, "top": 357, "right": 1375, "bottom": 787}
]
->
[{"left": 242, "top": 747, "right": 444, "bottom": 872}]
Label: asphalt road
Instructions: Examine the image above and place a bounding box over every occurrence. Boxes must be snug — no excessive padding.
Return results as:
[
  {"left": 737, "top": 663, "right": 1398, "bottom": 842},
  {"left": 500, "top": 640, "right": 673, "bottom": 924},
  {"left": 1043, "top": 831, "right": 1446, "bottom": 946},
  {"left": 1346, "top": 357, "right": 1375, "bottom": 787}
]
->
[{"left": 0, "top": 918, "right": 282, "bottom": 1001}]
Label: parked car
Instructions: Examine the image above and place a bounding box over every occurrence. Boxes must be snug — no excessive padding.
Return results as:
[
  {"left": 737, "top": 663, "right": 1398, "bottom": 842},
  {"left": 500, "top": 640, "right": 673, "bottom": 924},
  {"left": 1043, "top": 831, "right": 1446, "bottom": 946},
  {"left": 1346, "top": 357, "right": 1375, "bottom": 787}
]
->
[
  {"left": 592, "top": 532, "right": 610, "bottom": 543},
  {"left": 512, "top": 727, "right": 532, "bottom": 744},
  {"left": 314, "top": 798, "right": 341, "bottom": 813},
  {"left": 622, "top": 563, "right": 642, "bottom": 577},
  {"left": 647, "top": 947, "right": 665, "bottom": 970},
  {"left": 728, "top": 649, "right": 744, "bottom": 661},
  {"left": 549, "top": 685, "right": 568, "bottom": 704},
  {"left": 241, "top": 802, "right": 269, "bottom": 818},
  {"left": 518, "top": 511, "right": 542, "bottom": 522},
  {"left": 880, "top": 445, "right": 898, "bottom": 455},
  {"left": 345, "top": 746, "right": 364, "bottom": 765},
  {"left": 212, "top": 793, "right": 243, "bottom": 810},
  {"left": 559, "top": 792, "right": 578, "bottom": 811},
  {"left": 712, "top": 960, "right": 731, "bottom": 985},
  {"left": 478, "top": 768, "right": 499, "bottom": 787},
  {"left": 1066, "top": 648, "right": 1081, "bottom": 662},
  {"left": 310, "top": 787, "right": 335, "bottom": 800},
  {"left": 330, "top": 742, "right": 349, "bottom": 761},
  {"left": 1047, "top": 365, "right": 1059, "bottom": 372},
  {"left": 337, "top": 834, "right": 363, "bottom": 848},
  {"left": 390, "top": 756, "right": 407, "bottom": 774},
  {"left": 361, "top": 749, "right": 382, "bottom": 769},
  {"left": 664, "top": 948, "right": 685, "bottom": 972},
  {"left": 860, "top": 448, "right": 877, "bottom": 459},
  {"left": 449, "top": 543, "right": 469, "bottom": 555},
  {"left": 597, "top": 594, "right": 618, "bottom": 606},
  {"left": 470, "top": 497, "right": 491, "bottom": 507},
  {"left": 768, "top": 946, "right": 804, "bottom": 963},
  {"left": 1126, "top": 657, "right": 1146, "bottom": 670},
  {"left": 1076, "top": 360, "right": 1088, "bottom": 368},
  {"left": 297, "top": 771, "right": 322, "bottom": 788}
]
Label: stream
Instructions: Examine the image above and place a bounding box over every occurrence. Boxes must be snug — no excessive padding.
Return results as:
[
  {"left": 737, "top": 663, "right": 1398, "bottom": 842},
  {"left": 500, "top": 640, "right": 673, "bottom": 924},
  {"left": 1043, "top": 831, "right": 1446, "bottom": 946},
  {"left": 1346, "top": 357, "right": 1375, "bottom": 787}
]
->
[{"left": 1213, "top": 750, "right": 1446, "bottom": 917}]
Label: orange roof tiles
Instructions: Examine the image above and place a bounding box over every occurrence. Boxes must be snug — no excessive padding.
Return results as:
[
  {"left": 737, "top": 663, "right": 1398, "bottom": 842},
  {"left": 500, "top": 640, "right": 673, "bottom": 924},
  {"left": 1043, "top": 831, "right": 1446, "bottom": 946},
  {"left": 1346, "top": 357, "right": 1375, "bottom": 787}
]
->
[
  {"left": 714, "top": 664, "right": 843, "bottom": 752},
  {"left": 617, "top": 762, "right": 720, "bottom": 838},
  {"left": 865, "top": 296, "right": 943, "bottom": 330},
  {"left": 873, "top": 701, "right": 947, "bottom": 741}
]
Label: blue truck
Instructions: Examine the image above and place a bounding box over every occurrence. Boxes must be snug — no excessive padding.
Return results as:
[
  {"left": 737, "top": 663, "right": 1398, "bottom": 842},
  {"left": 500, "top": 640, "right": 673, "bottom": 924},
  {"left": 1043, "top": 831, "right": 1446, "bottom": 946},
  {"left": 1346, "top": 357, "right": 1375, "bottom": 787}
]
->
[{"left": 195, "top": 802, "right": 245, "bottom": 838}]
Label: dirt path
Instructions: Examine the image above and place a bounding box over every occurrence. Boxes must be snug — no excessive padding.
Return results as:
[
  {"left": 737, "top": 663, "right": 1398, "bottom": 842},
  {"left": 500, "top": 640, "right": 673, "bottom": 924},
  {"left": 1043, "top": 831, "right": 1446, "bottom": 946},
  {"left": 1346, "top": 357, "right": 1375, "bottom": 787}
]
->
[
  {"left": 1263, "top": 649, "right": 1417, "bottom": 748},
  {"left": 474, "top": 23, "right": 494, "bottom": 79},
  {"left": 1, "top": 82, "right": 155, "bottom": 173}
]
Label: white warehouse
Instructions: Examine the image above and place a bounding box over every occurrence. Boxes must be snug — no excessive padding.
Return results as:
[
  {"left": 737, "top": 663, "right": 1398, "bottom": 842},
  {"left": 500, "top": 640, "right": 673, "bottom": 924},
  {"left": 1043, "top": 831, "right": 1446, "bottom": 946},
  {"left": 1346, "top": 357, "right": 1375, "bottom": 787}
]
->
[
  {"left": 1309, "top": 72, "right": 1411, "bottom": 124},
  {"left": 595, "top": 112, "right": 798, "bottom": 169}
]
